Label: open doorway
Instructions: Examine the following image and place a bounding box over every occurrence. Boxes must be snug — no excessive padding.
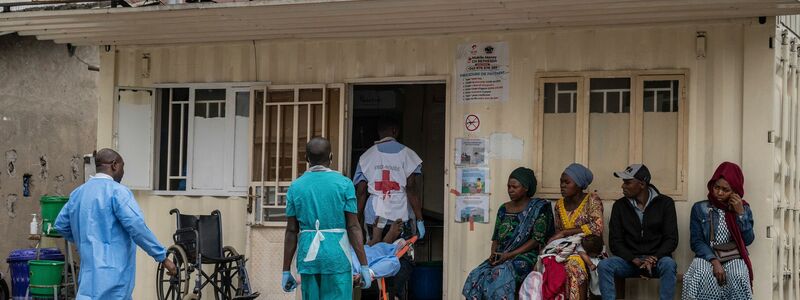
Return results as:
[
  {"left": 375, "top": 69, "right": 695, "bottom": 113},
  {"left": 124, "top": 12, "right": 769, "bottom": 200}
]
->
[{"left": 350, "top": 83, "right": 446, "bottom": 299}]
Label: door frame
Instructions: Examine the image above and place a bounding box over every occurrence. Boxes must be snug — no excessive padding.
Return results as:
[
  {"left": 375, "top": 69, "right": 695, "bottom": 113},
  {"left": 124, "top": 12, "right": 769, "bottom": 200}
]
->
[{"left": 345, "top": 75, "right": 451, "bottom": 297}]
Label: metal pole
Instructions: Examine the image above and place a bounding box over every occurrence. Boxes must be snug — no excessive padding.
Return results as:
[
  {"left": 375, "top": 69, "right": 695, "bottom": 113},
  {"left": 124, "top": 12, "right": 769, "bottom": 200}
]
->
[{"left": 66, "top": 240, "right": 77, "bottom": 298}]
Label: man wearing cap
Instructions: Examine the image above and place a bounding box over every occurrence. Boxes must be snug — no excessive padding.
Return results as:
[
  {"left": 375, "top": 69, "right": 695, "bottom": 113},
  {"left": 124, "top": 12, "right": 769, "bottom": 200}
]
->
[{"left": 597, "top": 164, "right": 679, "bottom": 300}]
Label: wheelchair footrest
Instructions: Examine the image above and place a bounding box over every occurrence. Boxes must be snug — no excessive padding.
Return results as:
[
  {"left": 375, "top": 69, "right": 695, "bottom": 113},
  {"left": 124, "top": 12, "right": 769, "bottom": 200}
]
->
[{"left": 232, "top": 292, "right": 260, "bottom": 300}]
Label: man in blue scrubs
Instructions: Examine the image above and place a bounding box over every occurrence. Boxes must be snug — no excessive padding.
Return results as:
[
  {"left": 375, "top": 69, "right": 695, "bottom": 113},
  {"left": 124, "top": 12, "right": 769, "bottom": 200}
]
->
[
  {"left": 55, "top": 148, "right": 176, "bottom": 300},
  {"left": 282, "top": 137, "right": 372, "bottom": 299}
]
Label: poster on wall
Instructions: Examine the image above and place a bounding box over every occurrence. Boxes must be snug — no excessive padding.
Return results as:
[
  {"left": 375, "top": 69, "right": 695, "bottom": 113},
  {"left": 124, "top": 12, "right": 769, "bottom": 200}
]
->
[
  {"left": 456, "top": 167, "right": 490, "bottom": 195},
  {"left": 455, "top": 138, "right": 488, "bottom": 165},
  {"left": 455, "top": 41, "right": 509, "bottom": 103},
  {"left": 455, "top": 195, "right": 490, "bottom": 223}
]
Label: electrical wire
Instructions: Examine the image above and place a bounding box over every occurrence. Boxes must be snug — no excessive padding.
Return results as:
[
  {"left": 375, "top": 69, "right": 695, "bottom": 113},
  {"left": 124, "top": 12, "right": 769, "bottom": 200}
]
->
[{"left": 72, "top": 50, "right": 100, "bottom": 71}]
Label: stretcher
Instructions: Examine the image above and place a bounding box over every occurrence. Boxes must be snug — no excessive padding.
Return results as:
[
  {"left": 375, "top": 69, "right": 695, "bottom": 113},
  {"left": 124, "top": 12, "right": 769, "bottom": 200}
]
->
[{"left": 354, "top": 235, "right": 418, "bottom": 300}]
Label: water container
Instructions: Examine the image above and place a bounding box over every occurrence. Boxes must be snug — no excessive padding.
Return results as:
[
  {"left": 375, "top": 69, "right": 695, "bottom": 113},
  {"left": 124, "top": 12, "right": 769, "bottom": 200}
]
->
[
  {"left": 6, "top": 248, "right": 64, "bottom": 299},
  {"left": 28, "top": 260, "right": 65, "bottom": 296},
  {"left": 410, "top": 261, "right": 443, "bottom": 300},
  {"left": 39, "top": 196, "right": 68, "bottom": 237}
]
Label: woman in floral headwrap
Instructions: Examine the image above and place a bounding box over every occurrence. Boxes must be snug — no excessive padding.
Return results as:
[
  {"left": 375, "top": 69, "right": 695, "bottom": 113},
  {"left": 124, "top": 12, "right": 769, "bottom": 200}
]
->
[
  {"left": 550, "top": 163, "right": 603, "bottom": 300},
  {"left": 682, "top": 162, "right": 754, "bottom": 300},
  {"left": 463, "top": 167, "right": 555, "bottom": 299}
]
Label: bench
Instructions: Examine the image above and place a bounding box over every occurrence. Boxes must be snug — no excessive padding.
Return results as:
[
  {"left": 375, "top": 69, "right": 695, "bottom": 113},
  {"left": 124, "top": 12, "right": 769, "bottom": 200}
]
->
[{"left": 612, "top": 274, "right": 684, "bottom": 299}]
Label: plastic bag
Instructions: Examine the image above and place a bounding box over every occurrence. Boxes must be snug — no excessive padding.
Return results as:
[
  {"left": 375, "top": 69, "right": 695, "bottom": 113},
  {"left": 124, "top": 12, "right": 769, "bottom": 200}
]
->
[{"left": 518, "top": 271, "right": 544, "bottom": 300}]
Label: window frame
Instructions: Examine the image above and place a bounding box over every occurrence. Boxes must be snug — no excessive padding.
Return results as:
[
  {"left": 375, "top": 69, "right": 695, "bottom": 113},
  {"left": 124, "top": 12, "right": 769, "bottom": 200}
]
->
[
  {"left": 534, "top": 70, "right": 689, "bottom": 201},
  {"left": 535, "top": 76, "right": 585, "bottom": 194},
  {"left": 149, "top": 82, "right": 268, "bottom": 197},
  {"left": 250, "top": 83, "right": 347, "bottom": 226}
]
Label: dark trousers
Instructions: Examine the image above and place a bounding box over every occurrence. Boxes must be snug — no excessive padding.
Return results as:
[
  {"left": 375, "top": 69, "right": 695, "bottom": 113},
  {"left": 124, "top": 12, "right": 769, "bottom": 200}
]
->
[{"left": 386, "top": 256, "right": 413, "bottom": 298}]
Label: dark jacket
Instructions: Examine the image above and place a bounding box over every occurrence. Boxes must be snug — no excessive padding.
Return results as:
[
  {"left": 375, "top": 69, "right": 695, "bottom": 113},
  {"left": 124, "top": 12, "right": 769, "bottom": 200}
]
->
[
  {"left": 689, "top": 200, "right": 754, "bottom": 261},
  {"left": 608, "top": 191, "right": 679, "bottom": 262}
]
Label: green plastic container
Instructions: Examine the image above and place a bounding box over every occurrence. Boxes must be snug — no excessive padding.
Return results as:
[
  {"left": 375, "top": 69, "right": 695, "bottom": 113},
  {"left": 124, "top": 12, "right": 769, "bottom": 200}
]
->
[
  {"left": 40, "top": 196, "right": 69, "bottom": 237},
  {"left": 28, "top": 260, "right": 64, "bottom": 296}
]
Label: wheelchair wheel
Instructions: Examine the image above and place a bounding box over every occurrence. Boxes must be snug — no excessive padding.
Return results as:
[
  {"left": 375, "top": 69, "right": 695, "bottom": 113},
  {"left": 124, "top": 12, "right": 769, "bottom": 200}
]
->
[
  {"left": 157, "top": 245, "right": 191, "bottom": 300},
  {"left": 0, "top": 277, "right": 9, "bottom": 300},
  {"left": 215, "top": 246, "right": 244, "bottom": 300}
]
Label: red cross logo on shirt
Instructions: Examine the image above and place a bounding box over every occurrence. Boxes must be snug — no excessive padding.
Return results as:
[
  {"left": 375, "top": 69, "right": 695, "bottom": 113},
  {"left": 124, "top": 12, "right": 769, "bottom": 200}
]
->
[{"left": 374, "top": 169, "right": 400, "bottom": 200}]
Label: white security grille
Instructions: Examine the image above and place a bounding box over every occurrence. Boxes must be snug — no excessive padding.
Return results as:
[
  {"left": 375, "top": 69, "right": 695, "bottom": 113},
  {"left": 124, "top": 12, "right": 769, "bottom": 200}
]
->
[{"left": 249, "top": 84, "right": 346, "bottom": 224}]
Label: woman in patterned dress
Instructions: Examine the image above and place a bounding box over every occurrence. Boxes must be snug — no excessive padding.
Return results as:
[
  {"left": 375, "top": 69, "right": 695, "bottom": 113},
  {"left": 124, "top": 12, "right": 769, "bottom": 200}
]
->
[
  {"left": 682, "top": 162, "right": 754, "bottom": 300},
  {"left": 549, "top": 163, "right": 603, "bottom": 300},
  {"left": 463, "top": 167, "right": 555, "bottom": 299}
]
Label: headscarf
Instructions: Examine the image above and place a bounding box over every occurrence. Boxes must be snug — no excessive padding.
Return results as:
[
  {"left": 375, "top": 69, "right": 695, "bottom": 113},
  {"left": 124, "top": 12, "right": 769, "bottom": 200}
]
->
[
  {"left": 706, "top": 161, "right": 752, "bottom": 282},
  {"left": 510, "top": 167, "right": 537, "bottom": 197},
  {"left": 563, "top": 163, "right": 594, "bottom": 190}
]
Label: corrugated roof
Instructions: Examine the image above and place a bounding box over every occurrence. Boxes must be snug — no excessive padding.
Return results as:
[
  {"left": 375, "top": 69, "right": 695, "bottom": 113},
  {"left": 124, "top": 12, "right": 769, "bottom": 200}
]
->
[{"left": 2, "top": 0, "right": 800, "bottom": 46}]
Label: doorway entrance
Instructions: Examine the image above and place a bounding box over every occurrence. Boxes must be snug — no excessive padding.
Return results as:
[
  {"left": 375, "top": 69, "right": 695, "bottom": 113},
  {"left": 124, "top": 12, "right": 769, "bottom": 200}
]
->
[{"left": 349, "top": 83, "right": 446, "bottom": 299}]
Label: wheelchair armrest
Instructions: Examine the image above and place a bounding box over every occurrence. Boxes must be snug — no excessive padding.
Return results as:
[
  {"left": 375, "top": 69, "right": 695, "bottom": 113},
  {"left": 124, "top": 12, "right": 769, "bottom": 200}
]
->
[
  {"left": 174, "top": 227, "right": 196, "bottom": 234},
  {"left": 173, "top": 228, "right": 198, "bottom": 244}
]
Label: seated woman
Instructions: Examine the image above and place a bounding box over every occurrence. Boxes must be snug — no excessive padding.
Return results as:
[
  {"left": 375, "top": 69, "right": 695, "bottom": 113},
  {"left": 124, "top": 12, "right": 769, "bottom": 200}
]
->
[
  {"left": 682, "top": 162, "right": 754, "bottom": 300},
  {"left": 462, "top": 167, "right": 555, "bottom": 299},
  {"left": 549, "top": 163, "right": 603, "bottom": 300}
]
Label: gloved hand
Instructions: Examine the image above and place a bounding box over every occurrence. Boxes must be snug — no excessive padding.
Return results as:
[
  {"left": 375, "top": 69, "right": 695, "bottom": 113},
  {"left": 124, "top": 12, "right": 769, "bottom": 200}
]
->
[
  {"left": 281, "top": 271, "right": 297, "bottom": 292},
  {"left": 359, "top": 265, "right": 373, "bottom": 289},
  {"left": 417, "top": 220, "right": 426, "bottom": 239}
]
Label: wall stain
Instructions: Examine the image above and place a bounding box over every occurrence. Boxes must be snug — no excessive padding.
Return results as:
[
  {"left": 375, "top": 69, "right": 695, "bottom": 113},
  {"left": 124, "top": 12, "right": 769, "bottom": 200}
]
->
[
  {"left": 71, "top": 155, "right": 82, "bottom": 182},
  {"left": 5, "top": 149, "right": 16, "bottom": 177},
  {"left": 55, "top": 174, "right": 65, "bottom": 195},
  {"left": 5, "top": 194, "right": 17, "bottom": 218},
  {"left": 39, "top": 155, "right": 48, "bottom": 180}
]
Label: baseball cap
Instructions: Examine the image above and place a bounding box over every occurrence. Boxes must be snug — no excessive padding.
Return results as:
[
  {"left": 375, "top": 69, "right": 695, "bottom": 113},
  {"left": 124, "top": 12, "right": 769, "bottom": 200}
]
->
[{"left": 613, "top": 164, "right": 651, "bottom": 184}]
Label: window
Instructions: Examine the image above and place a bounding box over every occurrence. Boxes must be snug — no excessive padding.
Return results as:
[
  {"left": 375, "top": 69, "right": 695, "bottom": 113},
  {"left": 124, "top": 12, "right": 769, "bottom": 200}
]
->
[
  {"left": 153, "top": 86, "right": 252, "bottom": 195},
  {"left": 639, "top": 76, "right": 684, "bottom": 196},
  {"left": 589, "top": 78, "right": 631, "bottom": 196},
  {"left": 115, "top": 87, "right": 156, "bottom": 190},
  {"left": 250, "top": 84, "right": 346, "bottom": 224},
  {"left": 536, "top": 72, "right": 687, "bottom": 200},
  {"left": 539, "top": 78, "right": 582, "bottom": 192}
]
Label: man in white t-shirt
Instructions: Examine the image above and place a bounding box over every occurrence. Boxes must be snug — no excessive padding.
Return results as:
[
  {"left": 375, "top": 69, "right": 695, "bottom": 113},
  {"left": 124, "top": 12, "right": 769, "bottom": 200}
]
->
[{"left": 354, "top": 117, "right": 424, "bottom": 299}]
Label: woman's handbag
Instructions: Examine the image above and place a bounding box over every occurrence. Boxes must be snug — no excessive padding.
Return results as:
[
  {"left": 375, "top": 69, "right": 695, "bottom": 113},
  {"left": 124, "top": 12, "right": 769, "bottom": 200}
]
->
[
  {"left": 712, "top": 242, "right": 741, "bottom": 263},
  {"left": 709, "top": 207, "right": 741, "bottom": 263}
]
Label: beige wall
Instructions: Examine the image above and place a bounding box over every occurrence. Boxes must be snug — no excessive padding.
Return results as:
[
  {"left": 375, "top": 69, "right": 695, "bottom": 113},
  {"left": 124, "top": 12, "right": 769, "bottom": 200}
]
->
[
  {"left": 100, "top": 18, "right": 783, "bottom": 299},
  {"left": 129, "top": 194, "right": 248, "bottom": 300}
]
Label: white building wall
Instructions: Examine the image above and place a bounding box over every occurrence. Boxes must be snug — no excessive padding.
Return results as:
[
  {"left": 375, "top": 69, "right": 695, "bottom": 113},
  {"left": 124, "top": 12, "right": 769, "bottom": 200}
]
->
[
  {"left": 765, "top": 19, "right": 800, "bottom": 300},
  {"left": 98, "top": 18, "right": 783, "bottom": 299}
]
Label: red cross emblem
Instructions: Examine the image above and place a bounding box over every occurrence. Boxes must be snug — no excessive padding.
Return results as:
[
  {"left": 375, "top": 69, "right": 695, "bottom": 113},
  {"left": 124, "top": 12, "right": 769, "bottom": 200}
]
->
[{"left": 374, "top": 169, "right": 400, "bottom": 200}]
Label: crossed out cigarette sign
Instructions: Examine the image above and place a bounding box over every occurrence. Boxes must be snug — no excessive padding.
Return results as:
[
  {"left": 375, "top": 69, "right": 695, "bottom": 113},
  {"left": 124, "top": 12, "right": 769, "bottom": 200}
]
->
[{"left": 465, "top": 114, "right": 480, "bottom": 132}]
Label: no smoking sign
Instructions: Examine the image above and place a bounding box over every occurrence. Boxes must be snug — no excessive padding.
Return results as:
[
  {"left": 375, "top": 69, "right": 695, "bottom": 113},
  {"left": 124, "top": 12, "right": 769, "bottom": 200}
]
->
[{"left": 464, "top": 114, "right": 480, "bottom": 132}]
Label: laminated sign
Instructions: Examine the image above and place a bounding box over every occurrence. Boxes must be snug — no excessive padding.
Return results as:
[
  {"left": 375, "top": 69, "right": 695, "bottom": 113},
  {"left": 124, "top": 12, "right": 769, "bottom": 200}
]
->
[{"left": 456, "top": 42, "right": 509, "bottom": 102}]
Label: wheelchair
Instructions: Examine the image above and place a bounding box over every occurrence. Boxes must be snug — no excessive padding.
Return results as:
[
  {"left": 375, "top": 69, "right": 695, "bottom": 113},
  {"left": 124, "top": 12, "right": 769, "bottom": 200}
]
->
[
  {"left": 156, "top": 209, "right": 259, "bottom": 300},
  {"left": 0, "top": 273, "right": 8, "bottom": 300}
]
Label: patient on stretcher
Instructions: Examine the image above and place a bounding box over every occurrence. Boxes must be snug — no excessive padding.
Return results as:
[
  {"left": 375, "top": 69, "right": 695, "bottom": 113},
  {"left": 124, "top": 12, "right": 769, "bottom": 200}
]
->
[{"left": 352, "top": 220, "right": 407, "bottom": 284}]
